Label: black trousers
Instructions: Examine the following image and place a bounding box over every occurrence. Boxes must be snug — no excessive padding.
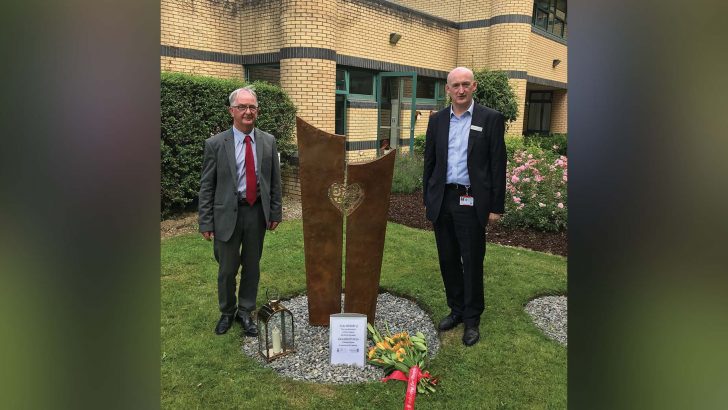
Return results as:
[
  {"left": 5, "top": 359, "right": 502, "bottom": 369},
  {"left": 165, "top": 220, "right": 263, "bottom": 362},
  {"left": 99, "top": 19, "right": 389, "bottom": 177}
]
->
[
  {"left": 433, "top": 187, "right": 486, "bottom": 327},
  {"left": 213, "top": 200, "right": 266, "bottom": 315}
]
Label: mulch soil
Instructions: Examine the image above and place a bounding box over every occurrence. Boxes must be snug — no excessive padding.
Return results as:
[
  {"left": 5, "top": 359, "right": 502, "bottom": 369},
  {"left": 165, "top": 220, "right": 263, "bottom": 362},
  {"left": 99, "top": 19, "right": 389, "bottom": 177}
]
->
[{"left": 388, "top": 191, "right": 567, "bottom": 257}]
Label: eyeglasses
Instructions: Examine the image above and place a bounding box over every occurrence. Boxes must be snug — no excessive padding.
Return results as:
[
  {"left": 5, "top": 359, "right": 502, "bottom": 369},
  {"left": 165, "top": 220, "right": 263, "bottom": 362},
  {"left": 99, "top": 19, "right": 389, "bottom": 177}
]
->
[{"left": 231, "top": 105, "right": 258, "bottom": 112}]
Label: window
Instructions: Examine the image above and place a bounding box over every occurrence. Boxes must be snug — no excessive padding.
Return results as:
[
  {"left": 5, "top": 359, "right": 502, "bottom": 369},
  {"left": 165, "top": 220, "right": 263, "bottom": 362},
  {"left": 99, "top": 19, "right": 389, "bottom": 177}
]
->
[
  {"left": 335, "top": 95, "right": 346, "bottom": 135},
  {"left": 348, "top": 70, "right": 375, "bottom": 97},
  {"left": 245, "top": 64, "right": 281, "bottom": 85},
  {"left": 532, "top": 0, "right": 567, "bottom": 39},
  {"left": 526, "top": 91, "right": 553, "bottom": 134}
]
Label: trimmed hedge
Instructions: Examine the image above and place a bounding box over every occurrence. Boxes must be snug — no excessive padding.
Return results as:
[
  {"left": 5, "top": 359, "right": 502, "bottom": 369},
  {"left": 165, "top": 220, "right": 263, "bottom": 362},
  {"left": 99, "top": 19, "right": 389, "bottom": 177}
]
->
[{"left": 161, "top": 72, "right": 296, "bottom": 218}]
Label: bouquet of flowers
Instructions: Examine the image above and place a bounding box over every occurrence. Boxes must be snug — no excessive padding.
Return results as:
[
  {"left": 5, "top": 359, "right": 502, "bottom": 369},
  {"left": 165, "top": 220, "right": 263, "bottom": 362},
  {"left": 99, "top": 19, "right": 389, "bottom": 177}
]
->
[{"left": 367, "top": 322, "right": 439, "bottom": 401}]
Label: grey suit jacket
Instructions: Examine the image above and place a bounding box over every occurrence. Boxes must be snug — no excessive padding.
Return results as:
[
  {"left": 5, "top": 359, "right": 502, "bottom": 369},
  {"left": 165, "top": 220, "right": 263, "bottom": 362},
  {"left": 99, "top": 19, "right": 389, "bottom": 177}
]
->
[{"left": 198, "top": 127, "right": 283, "bottom": 242}]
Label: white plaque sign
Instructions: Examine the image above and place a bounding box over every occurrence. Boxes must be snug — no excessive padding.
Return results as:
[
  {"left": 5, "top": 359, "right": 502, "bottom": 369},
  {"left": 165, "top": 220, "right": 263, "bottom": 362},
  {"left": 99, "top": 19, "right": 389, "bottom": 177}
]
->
[{"left": 329, "top": 313, "right": 368, "bottom": 367}]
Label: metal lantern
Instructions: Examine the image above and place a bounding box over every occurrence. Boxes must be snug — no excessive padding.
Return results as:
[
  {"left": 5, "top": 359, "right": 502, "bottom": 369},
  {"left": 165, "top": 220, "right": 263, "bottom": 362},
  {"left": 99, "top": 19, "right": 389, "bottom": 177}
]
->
[{"left": 257, "top": 290, "right": 295, "bottom": 362}]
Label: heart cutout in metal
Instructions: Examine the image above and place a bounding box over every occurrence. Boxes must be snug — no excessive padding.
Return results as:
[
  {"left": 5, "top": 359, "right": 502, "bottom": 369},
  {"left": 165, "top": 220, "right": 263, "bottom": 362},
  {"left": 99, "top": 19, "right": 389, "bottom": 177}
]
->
[{"left": 328, "top": 182, "right": 364, "bottom": 216}]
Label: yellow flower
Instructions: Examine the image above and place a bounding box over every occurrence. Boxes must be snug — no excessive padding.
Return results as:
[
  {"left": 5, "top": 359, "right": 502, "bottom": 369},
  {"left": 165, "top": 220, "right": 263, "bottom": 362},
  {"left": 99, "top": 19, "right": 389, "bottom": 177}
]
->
[{"left": 368, "top": 349, "right": 376, "bottom": 359}]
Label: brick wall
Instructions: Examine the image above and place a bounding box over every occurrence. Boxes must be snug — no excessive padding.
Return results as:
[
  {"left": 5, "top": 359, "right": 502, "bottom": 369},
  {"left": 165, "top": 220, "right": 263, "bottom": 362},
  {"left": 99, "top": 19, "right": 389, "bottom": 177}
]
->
[
  {"left": 282, "top": 165, "right": 301, "bottom": 200},
  {"left": 509, "top": 78, "right": 527, "bottom": 135},
  {"left": 280, "top": 58, "right": 337, "bottom": 134},
  {"left": 527, "top": 32, "right": 567, "bottom": 85},
  {"left": 337, "top": 0, "right": 458, "bottom": 72},
  {"left": 550, "top": 89, "right": 567, "bottom": 133},
  {"left": 160, "top": 56, "right": 243, "bottom": 79},
  {"left": 239, "top": 0, "right": 283, "bottom": 54},
  {"left": 161, "top": 0, "right": 240, "bottom": 53}
]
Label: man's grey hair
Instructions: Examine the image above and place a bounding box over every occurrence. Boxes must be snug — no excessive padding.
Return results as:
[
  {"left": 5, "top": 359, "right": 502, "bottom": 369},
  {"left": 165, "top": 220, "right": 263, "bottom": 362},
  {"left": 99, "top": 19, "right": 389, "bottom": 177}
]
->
[{"left": 229, "top": 86, "right": 258, "bottom": 106}]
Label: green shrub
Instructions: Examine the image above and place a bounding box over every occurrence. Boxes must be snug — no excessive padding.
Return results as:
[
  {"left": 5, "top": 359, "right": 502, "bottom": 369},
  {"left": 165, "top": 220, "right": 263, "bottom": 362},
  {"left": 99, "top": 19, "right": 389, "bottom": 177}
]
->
[
  {"left": 472, "top": 69, "right": 519, "bottom": 125},
  {"left": 524, "top": 133, "right": 567, "bottom": 156},
  {"left": 391, "top": 153, "right": 423, "bottom": 194},
  {"left": 501, "top": 146, "right": 567, "bottom": 232},
  {"left": 413, "top": 133, "right": 426, "bottom": 156},
  {"left": 161, "top": 72, "right": 296, "bottom": 218},
  {"left": 505, "top": 134, "right": 526, "bottom": 161}
]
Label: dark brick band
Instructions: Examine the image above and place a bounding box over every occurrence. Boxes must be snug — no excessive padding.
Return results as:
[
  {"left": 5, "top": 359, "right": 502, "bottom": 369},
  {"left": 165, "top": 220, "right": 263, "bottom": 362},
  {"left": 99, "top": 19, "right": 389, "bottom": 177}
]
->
[{"left": 161, "top": 49, "right": 566, "bottom": 89}]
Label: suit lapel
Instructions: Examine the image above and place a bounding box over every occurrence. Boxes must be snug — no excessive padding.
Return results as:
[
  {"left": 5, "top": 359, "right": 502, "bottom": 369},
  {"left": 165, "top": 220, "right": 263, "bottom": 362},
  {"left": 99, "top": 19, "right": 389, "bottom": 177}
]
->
[
  {"left": 438, "top": 109, "right": 449, "bottom": 160},
  {"left": 223, "top": 128, "right": 237, "bottom": 183},
  {"left": 467, "top": 104, "right": 483, "bottom": 156},
  {"left": 254, "top": 128, "right": 265, "bottom": 176}
]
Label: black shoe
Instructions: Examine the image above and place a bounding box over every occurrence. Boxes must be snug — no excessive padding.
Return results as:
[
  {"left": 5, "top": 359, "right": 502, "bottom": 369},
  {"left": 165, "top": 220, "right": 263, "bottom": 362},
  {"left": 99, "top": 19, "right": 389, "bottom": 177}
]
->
[
  {"left": 236, "top": 310, "right": 258, "bottom": 337},
  {"left": 462, "top": 326, "right": 480, "bottom": 346},
  {"left": 438, "top": 314, "right": 463, "bottom": 331},
  {"left": 215, "top": 314, "right": 235, "bottom": 335}
]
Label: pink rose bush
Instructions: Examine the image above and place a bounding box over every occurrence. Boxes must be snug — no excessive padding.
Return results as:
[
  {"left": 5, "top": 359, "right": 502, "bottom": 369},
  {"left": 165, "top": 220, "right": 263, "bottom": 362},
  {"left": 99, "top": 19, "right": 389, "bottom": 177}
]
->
[{"left": 502, "top": 146, "right": 567, "bottom": 232}]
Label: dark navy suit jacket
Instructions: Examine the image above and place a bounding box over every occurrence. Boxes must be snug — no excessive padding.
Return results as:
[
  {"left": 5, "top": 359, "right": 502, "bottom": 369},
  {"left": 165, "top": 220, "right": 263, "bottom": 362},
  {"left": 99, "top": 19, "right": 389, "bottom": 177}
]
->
[{"left": 423, "top": 103, "right": 507, "bottom": 227}]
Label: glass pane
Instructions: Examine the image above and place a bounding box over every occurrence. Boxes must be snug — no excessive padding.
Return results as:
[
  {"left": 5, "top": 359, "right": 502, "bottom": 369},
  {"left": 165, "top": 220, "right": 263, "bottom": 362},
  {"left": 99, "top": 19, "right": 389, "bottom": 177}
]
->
[
  {"left": 556, "top": 0, "right": 567, "bottom": 15},
  {"left": 335, "top": 95, "right": 345, "bottom": 135},
  {"left": 531, "top": 92, "right": 543, "bottom": 100},
  {"left": 547, "top": 13, "right": 555, "bottom": 34},
  {"left": 247, "top": 65, "right": 280, "bottom": 85},
  {"left": 336, "top": 69, "right": 346, "bottom": 92},
  {"left": 349, "top": 70, "right": 374, "bottom": 95},
  {"left": 542, "top": 103, "right": 552, "bottom": 131},
  {"left": 553, "top": 19, "right": 564, "bottom": 37},
  {"left": 417, "top": 77, "right": 436, "bottom": 99},
  {"left": 534, "top": 9, "right": 548, "bottom": 29},
  {"left": 528, "top": 103, "right": 542, "bottom": 131}
]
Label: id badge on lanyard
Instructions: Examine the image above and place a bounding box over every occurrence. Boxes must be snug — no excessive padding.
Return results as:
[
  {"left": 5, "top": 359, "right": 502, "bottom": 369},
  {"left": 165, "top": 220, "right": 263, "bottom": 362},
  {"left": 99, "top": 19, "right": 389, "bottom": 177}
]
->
[{"left": 459, "top": 186, "right": 474, "bottom": 206}]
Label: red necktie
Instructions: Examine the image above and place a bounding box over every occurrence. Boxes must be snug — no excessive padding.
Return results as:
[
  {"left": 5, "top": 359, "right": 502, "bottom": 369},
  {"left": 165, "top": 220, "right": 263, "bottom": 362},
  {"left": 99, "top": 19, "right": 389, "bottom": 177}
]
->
[{"left": 244, "top": 135, "right": 257, "bottom": 205}]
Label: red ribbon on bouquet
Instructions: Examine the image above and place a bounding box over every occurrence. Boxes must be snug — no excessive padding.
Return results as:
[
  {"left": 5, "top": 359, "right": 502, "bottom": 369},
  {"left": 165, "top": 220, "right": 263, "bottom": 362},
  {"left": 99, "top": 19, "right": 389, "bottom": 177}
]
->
[{"left": 381, "top": 366, "right": 431, "bottom": 410}]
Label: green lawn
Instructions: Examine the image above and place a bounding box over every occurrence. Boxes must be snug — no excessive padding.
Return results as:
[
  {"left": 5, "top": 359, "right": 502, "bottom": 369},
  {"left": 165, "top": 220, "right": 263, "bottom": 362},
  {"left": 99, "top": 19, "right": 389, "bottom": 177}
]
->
[{"left": 161, "top": 221, "right": 566, "bottom": 409}]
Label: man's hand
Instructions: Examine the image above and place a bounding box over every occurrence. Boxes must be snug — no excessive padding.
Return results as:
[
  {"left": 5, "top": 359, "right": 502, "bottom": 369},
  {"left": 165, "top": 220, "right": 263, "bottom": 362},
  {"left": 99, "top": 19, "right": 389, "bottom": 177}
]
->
[
  {"left": 202, "top": 231, "right": 214, "bottom": 241},
  {"left": 488, "top": 213, "right": 502, "bottom": 223},
  {"left": 268, "top": 221, "right": 280, "bottom": 231}
]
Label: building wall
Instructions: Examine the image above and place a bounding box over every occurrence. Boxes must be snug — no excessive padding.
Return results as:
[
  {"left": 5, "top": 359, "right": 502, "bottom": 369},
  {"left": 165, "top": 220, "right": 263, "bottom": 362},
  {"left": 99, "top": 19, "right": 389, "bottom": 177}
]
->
[
  {"left": 282, "top": 166, "right": 301, "bottom": 201},
  {"left": 160, "top": 56, "right": 243, "bottom": 79},
  {"left": 160, "top": 0, "right": 568, "bottom": 199},
  {"left": 337, "top": 0, "right": 458, "bottom": 72},
  {"left": 347, "top": 107, "right": 377, "bottom": 140},
  {"left": 550, "top": 89, "right": 567, "bottom": 133},
  {"left": 239, "top": 0, "right": 283, "bottom": 54},
  {"left": 509, "top": 78, "right": 528, "bottom": 135},
  {"left": 279, "top": 0, "right": 338, "bottom": 134},
  {"left": 527, "top": 32, "right": 567, "bottom": 85},
  {"left": 161, "top": 0, "right": 240, "bottom": 53}
]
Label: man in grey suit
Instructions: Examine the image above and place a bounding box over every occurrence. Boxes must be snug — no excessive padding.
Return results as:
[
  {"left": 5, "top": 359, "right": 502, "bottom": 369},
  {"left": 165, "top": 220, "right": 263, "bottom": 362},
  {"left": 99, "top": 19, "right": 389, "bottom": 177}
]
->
[{"left": 198, "top": 86, "right": 282, "bottom": 336}]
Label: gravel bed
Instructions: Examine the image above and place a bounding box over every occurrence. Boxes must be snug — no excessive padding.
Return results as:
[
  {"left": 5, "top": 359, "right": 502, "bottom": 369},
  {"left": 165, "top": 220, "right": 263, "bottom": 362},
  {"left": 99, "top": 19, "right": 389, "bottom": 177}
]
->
[
  {"left": 241, "top": 292, "right": 440, "bottom": 384},
  {"left": 524, "top": 295, "right": 567, "bottom": 346}
]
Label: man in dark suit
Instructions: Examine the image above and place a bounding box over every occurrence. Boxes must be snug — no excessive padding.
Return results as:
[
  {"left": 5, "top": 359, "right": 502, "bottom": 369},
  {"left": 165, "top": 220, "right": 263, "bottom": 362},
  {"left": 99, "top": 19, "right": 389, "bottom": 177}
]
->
[
  {"left": 423, "top": 67, "right": 506, "bottom": 346},
  {"left": 199, "top": 86, "right": 282, "bottom": 336}
]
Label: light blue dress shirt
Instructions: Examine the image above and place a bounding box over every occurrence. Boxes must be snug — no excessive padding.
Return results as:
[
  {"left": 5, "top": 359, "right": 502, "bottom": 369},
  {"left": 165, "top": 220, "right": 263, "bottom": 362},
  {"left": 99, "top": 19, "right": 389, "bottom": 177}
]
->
[
  {"left": 446, "top": 100, "right": 474, "bottom": 186},
  {"left": 233, "top": 126, "right": 259, "bottom": 196}
]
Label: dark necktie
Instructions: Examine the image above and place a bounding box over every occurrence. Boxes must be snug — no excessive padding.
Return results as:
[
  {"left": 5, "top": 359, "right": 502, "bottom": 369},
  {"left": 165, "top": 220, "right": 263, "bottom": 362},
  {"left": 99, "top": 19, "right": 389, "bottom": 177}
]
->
[{"left": 244, "top": 135, "right": 257, "bottom": 205}]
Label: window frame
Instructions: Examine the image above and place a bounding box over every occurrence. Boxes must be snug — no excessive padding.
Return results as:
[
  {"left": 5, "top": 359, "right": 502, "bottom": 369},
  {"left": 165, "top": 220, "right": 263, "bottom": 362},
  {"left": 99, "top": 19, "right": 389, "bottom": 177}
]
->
[{"left": 532, "top": 0, "right": 567, "bottom": 39}]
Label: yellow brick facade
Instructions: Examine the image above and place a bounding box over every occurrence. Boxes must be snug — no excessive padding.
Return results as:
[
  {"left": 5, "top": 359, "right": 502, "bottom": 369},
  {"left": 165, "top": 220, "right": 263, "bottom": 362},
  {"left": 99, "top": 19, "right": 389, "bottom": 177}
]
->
[
  {"left": 337, "top": 1, "right": 458, "bottom": 72},
  {"left": 161, "top": 0, "right": 240, "bottom": 53},
  {"left": 550, "top": 90, "right": 567, "bottom": 133},
  {"left": 161, "top": 0, "right": 568, "bottom": 195},
  {"left": 527, "top": 32, "right": 567, "bottom": 84}
]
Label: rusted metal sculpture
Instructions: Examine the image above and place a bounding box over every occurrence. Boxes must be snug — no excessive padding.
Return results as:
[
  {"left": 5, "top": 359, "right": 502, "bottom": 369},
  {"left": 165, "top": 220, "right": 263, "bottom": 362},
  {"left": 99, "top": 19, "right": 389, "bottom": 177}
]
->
[
  {"left": 296, "top": 117, "right": 396, "bottom": 325},
  {"left": 297, "top": 117, "right": 345, "bottom": 325},
  {"left": 344, "top": 153, "right": 396, "bottom": 324}
]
